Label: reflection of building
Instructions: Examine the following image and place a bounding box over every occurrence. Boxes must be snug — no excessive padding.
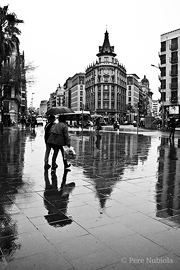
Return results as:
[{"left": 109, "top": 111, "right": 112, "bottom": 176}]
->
[
  {"left": 159, "top": 29, "right": 180, "bottom": 120},
  {"left": 0, "top": 129, "right": 26, "bottom": 254},
  {"left": 156, "top": 138, "right": 180, "bottom": 221},
  {"left": 73, "top": 132, "right": 151, "bottom": 209},
  {"left": 85, "top": 30, "right": 127, "bottom": 121}
]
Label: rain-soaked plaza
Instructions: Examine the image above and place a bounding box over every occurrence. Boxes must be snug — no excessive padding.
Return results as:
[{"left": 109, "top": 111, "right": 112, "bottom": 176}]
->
[{"left": 1, "top": 126, "right": 180, "bottom": 270}]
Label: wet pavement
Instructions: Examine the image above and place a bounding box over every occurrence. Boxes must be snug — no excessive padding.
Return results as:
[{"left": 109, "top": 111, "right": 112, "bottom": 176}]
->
[{"left": 0, "top": 126, "right": 180, "bottom": 270}]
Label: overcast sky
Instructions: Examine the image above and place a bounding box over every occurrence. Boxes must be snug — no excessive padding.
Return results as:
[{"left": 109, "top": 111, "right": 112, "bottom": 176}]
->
[{"left": 1, "top": 0, "right": 180, "bottom": 108}]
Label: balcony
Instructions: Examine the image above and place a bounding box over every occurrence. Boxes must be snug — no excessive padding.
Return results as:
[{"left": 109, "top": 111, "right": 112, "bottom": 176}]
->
[
  {"left": 169, "top": 43, "right": 178, "bottom": 51},
  {"left": 169, "top": 70, "right": 178, "bottom": 77},
  {"left": 169, "top": 83, "right": 178, "bottom": 90},
  {"left": 169, "top": 57, "right": 178, "bottom": 63}
]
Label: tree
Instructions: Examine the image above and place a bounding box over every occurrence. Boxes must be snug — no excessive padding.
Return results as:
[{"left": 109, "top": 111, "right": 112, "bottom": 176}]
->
[{"left": 0, "top": 5, "right": 23, "bottom": 65}]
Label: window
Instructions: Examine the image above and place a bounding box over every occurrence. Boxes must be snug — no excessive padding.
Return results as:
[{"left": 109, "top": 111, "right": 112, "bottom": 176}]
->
[
  {"left": 161, "top": 79, "right": 166, "bottom": 89},
  {"left": 103, "top": 85, "right": 109, "bottom": 90},
  {"left": 171, "top": 38, "right": 178, "bottom": 50},
  {"left": 80, "top": 91, "right": 83, "bottom": 96},
  {"left": 160, "top": 54, "right": 166, "bottom": 65},
  {"left": 161, "top": 92, "right": 166, "bottom": 102},
  {"left": 99, "top": 58, "right": 101, "bottom": 63},
  {"left": 104, "top": 57, "right": 109, "bottom": 62},
  {"left": 128, "top": 91, "right": 131, "bottom": 96},
  {"left": 171, "top": 64, "right": 178, "bottom": 76},
  {"left": 128, "top": 97, "right": 131, "bottom": 102},
  {"left": 171, "top": 51, "right": 178, "bottom": 63},
  {"left": 171, "top": 91, "right": 178, "bottom": 100},
  {"left": 161, "top": 41, "right": 166, "bottom": 52},
  {"left": 104, "top": 77, "right": 108, "bottom": 82},
  {"left": 128, "top": 86, "right": 131, "bottom": 90},
  {"left": 161, "top": 67, "right": 166, "bottom": 77}
]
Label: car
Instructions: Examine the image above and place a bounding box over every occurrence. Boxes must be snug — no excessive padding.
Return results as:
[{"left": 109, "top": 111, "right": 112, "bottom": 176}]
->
[{"left": 36, "top": 115, "right": 44, "bottom": 126}]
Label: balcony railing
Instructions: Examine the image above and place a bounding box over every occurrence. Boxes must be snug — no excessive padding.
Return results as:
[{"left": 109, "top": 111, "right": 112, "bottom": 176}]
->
[
  {"left": 169, "top": 43, "right": 178, "bottom": 51},
  {"left": 169, "top": 83, "right": 178, "bottom": 90},
  {"left": 169, "top": 57, "right": 178, "bottom": 63},
  {"left": 169, "top": 70, "right": 178, "bottom": 77}
]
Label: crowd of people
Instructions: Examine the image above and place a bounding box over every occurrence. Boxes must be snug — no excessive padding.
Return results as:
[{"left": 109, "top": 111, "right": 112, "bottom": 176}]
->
[{"left": 20, "top": 116, "right": 37, "bottom": 129}]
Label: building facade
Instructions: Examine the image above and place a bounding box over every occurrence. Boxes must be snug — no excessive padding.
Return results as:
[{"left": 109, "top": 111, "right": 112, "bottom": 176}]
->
[
  {"left": 85, "top": 30, "right": 127, "bottom": 122},
  {"left": 39, "top": 100, "right": 47, "bottom": 115},
  {"left": 139, "top": 76, "right": 153, "bottom": 117},
  {"left": 47, "top": 84, "right": 65, "bottom": 111},
  {"left": 126, "top": 74, "right": 140, "bottom": 122},
  {"left": 1, "top": 46, "right": 26, "bottom": 125},
  {"left": 159, "top": 28, "right": 180, "bottom": 121}
]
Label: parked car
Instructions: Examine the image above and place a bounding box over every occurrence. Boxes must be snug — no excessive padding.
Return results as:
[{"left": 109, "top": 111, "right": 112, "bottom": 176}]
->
[{"left": 36, "top": 115, "right": 44, "bottom": 126}]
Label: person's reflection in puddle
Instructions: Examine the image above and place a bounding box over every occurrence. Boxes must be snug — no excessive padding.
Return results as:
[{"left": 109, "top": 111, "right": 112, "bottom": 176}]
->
[
  {"left": 169, "top": 139, "right": 178, "bottom": 160},
  {"left": 95, "top": 132, "right": 101, "bottom": 150},
  {"left": 43, "top": 169, "right": 75, "bottom": 227}
]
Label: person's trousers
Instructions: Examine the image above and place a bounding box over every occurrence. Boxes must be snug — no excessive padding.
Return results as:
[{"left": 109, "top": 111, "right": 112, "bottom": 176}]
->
[
  {"left": 52, "top": 146, "right": 65, "bottom": 168},
  {"left": 44, "top": 143, "right": 52, "bottom": 165}
]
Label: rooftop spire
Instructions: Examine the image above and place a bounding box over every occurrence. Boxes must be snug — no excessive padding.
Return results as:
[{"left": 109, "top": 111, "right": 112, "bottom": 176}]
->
[{"left": 97, "top": 30, "right": 116, "bottom": 57}]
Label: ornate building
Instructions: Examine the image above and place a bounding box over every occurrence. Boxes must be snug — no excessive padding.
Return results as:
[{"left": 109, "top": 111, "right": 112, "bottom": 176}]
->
[{"left": 85, "top": 30, "right": 127, "bottom": 122}]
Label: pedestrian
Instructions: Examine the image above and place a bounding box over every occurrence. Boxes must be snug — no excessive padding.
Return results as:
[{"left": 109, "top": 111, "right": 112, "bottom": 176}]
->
[
  {"left": 95, "top": 117, "right": 102, "bottom": 149},
  {"left": 44, "top": 114, "right": 56, "bottom": 169},
  {"left": 95, "top": 117, "right": 102, "bottom": 132},
  {"left": 47, "top": 114, "right": 71, "bottom": 171},
  {"left": 168, "top": 117, "right": 178, "bottom": 141}
]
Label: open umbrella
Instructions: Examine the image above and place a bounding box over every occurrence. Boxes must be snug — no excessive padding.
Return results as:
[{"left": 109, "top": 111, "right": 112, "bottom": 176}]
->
[{"left": 46, "top": 106, "right": 74, "bottom": 115}]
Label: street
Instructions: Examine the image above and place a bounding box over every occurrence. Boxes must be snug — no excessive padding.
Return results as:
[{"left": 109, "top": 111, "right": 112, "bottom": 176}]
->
[{"left": 0, "top": 126, "right": 180, "bottom": 270}]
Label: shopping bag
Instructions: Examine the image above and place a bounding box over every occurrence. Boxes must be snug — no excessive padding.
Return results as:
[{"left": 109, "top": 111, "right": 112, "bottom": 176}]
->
[{"left": 64, "top": 146, "right": 76, "bottom": 159}]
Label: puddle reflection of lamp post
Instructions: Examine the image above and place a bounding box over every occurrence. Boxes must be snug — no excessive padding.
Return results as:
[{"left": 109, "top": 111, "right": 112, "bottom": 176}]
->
[{"left": 151, "top": 64, "right": 165, "bottom": 130}]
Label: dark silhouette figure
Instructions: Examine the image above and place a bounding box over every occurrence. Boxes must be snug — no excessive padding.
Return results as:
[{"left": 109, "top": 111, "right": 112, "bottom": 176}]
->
[
  {"left": 43, "top": 169, "right": 75, "bottom": 227},
  {"left": 168, "top": 117, "right": 178, "bottom": 141},
  {"left": 95, "top": 133, "right": 101, "bottom": 149},
  {"left": 95, "top": 117, "right": 102, "bottom": 149},
  {"left": 47, "top": 115, "right": 71, "bottom": 171}
]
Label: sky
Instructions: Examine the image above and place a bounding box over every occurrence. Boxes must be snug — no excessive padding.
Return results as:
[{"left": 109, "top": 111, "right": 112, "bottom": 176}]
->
[{"left": 1, "top": 0, "right": 180, "bottom": 108}]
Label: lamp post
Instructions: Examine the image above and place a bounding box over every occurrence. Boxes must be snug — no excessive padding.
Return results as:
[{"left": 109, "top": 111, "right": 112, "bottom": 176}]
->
[{"left": 151, "top": 64, "right": 165, "bottom": 130}]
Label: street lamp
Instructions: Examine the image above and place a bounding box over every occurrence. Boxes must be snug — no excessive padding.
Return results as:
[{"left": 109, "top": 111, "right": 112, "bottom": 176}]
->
[{"left": 151, "top": 64, "right": 165, "bottom": 130}]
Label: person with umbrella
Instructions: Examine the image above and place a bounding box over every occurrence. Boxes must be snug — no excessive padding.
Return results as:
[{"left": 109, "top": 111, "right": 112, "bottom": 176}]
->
[{"left": 47, "top": 114, "right": 71, "bottom": 171}]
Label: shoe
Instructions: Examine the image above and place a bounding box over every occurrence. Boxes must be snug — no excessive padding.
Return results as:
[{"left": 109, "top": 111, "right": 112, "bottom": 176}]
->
[
  {"left": 64, "top": 159, "right": 71, "bottom": 168},
  {"left": 44, "top": 164, "right": 51, "bottom": 169}
]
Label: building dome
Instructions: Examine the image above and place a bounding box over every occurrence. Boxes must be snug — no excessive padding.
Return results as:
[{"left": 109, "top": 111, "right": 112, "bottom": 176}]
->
[{"left": 141, "top": 75, "right": 149, "bottom": 87}]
